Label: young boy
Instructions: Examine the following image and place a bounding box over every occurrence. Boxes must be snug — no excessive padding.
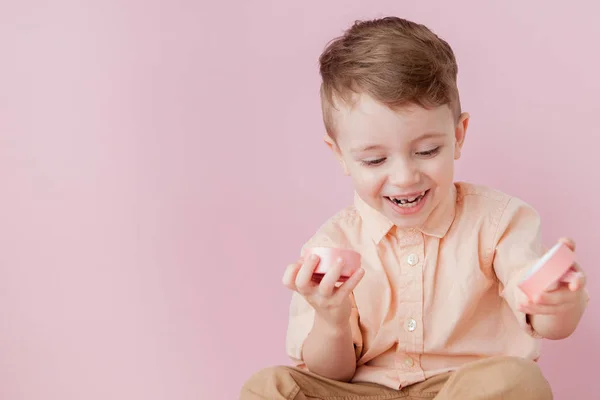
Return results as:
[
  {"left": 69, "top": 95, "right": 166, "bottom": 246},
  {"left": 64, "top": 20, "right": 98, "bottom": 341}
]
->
[{"left": 240, "top": 16, "right": 589, "bottom": 400}]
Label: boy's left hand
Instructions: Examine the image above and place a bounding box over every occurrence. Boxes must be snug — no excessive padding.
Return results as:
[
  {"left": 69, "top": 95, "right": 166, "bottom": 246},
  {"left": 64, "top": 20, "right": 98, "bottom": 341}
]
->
[{"left": 518, "top": 237, "right": 587, "bottom": 316}]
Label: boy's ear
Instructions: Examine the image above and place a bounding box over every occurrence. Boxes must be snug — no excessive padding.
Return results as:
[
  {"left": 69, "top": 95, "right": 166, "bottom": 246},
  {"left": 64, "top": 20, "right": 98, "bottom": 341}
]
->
[
  {"left": 323, "top": 134, "right": 349, "bottom": 175},
  {"left": 454, "top": 112, "right": 470, "bottom": 160}
]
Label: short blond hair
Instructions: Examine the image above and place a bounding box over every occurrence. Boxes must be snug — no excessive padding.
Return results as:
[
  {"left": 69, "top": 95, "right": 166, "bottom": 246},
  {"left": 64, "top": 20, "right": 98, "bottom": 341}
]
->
[{"left": 319, "top": 17, "right": 461, "bottom": 137}]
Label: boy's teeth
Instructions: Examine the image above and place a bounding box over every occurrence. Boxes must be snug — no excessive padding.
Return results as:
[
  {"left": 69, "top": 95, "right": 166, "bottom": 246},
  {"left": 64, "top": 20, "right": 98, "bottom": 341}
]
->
[{"left": 390, "top": 191, "right": 426, "bottom": 205}]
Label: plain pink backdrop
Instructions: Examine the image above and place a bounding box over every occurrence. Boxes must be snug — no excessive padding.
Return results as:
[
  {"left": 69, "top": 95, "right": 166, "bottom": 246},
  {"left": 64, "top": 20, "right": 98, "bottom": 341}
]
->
[{"left": 1, "top": 1, "right": 597, "bottom": 399}]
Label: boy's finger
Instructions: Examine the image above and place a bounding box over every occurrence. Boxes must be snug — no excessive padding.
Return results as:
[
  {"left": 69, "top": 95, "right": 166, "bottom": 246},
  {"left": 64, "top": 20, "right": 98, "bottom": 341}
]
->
[
  {"left": 561, "top": 264, "right": 585, "bottom": 291},
  {"left": 558, "top": 237, "right": 576, "bottom": 252},
  {"left": 319, "top": 257, "right": 344, "bottom": 297},
  {"left": 282, "top": 262, "right": 302, "bottom": 290},
  {"left": 335, "top": 267, "right": 365, "bottom": 300},
  {"left": 534, "top": 287, "right": 572, "bottom": 305},
  {"left": 295, "top": 254, "right": 320, "bottom": 292},
  {"left": 569, "top": 273, "right": 586, "bottom": 291},
  {"left": 519, "top": 303, "right": 566, "bottom": 315}
]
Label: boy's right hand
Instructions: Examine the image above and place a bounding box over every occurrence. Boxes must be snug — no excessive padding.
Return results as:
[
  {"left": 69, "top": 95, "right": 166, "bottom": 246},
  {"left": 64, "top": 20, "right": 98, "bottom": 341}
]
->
[{"left": 282, "top": 253, "right": 365, "bottom": 329}]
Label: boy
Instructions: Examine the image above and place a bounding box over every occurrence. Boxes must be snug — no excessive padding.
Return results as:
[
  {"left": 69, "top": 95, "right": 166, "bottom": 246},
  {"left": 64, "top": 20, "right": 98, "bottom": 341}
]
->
[{"left": 240, "top": 16, "right": 588, "bottom": 399}]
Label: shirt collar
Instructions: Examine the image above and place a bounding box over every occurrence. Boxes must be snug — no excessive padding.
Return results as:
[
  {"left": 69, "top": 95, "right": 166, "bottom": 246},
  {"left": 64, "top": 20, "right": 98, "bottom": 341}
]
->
[{"left": 354, "top": 184, "right": 457, "bottom": 244}]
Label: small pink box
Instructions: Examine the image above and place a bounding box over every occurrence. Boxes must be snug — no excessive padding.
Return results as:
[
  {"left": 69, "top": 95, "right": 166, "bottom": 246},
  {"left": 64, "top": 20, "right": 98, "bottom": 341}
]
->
[
  {"left": 518, "top": 242, "right": 579, "bottom": 301},
  {"left": 305, "top": 247, "right": 361, "bottom": 283}
]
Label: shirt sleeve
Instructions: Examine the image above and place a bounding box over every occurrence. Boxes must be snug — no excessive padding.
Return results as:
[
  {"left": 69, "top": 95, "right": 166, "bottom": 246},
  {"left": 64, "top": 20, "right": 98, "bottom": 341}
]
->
[
  {"left": 285, "top": 232, "right": 363, "bottom": 368},
  {"left": 491, "top": 196, "right": 545, "bottom": 338}
]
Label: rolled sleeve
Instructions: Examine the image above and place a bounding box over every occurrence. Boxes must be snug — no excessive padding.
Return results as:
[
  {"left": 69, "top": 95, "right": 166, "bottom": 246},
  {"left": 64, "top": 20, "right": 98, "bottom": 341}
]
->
[
  {"left": 492, "top": 197, "right": 545, "bottom": 338},
  {"left": 285, "top": 291, "right": 315, "bottom": 366}
]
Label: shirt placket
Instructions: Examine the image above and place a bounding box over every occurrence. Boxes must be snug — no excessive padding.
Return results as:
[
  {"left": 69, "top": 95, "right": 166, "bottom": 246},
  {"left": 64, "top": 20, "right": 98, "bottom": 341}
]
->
[{"left": 394, "top": 229, "right": 426, "bottom": 385}]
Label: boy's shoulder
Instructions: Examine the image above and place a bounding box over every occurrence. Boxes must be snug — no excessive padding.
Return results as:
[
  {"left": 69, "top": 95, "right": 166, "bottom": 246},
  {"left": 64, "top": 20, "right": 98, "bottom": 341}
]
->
[
  {"left": 457, "top": 181, "right": 512, "bottom": 204},
  {"left": 300, "top": 204, "right": 365, "bottom": 252},
  {"left": 456, "top": 181, "right": 536, "bottom": 213},
  {"left": 454, "top": 181, "right": 541, "bottom": 242}
]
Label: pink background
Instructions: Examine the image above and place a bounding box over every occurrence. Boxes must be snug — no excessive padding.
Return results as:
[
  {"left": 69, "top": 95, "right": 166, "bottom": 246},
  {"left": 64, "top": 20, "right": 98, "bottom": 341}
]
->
[{"left": 1, "top": 1, "right": 597, "bottom": 399}]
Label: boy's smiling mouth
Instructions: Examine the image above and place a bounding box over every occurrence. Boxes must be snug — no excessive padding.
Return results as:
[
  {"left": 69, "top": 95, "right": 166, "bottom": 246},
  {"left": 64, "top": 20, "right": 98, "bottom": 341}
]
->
[
  {"left": 386, "top": 190, "right": 428, "bottom": 206},
  {"left": 384, "top": 189, "right": 430, "bottom": 214}
]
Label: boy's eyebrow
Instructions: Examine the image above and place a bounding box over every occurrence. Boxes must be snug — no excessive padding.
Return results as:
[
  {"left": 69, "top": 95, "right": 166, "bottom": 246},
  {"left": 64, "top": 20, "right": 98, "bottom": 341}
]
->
[
  {"left": 351, "top": 144, "right": 385, "bottom": 153},
  {"left": 414, "top": 131, "right": 447, "bottom": 141},
  {"left": 350, "top": 132, "right": 447, "bottom": 153}
]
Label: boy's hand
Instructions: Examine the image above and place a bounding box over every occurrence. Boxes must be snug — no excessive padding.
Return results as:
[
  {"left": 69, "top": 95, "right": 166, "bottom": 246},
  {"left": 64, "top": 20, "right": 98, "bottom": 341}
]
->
[
  {"left": 519, "top": 237, "right": 587, "bottom": 316},
  {"left": 282, "top": 254, "right": 365, "bottom": 328}
]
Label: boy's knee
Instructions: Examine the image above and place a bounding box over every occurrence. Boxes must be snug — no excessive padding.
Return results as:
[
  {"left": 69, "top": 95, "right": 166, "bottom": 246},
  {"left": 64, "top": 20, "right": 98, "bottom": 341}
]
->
[
  {"left": 240, "top": 366, "right": 298, "bottom": 399},
  {"left": 492, "top": 356, "right": 553, "bottom": 399},
  {"left": 443, "top": 356, "right": 553, "bottom": 400}
]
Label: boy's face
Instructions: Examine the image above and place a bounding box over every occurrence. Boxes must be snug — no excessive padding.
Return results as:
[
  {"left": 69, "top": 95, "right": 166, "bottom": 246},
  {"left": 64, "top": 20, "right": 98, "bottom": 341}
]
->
[{"left": 326, "top": 94, "right": 469, "bottom": 229}]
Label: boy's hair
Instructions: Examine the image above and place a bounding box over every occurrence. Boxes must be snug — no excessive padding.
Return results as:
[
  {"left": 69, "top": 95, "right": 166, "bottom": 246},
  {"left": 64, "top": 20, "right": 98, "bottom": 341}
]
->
[{"left": 319, "top": 17, "right": 461, "bottom": 137}]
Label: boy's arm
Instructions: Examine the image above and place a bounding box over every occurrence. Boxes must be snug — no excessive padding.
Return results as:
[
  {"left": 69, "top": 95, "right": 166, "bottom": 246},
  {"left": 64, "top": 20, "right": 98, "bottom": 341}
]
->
[
  {"left": 492, "top": 198, "right": 588, "bottom": 339},
  {"left": 302, "top": 313, "right": 357, "bottom": 381},
  {"left": 286, "top": 291, "right": 362, "bottom": 381}
]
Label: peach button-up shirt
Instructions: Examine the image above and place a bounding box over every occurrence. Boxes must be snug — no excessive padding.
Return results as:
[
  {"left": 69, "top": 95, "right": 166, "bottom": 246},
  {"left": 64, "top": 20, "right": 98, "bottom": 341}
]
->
[{"left": 286, "top": 182, "right": 547, "bottom": 390}]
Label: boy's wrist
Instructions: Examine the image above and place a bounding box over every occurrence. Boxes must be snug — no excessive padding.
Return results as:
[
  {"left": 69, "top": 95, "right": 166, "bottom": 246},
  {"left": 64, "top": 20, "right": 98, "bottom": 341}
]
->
[{"left": 313, "top": 314, "right": 352, "bottom": 338}]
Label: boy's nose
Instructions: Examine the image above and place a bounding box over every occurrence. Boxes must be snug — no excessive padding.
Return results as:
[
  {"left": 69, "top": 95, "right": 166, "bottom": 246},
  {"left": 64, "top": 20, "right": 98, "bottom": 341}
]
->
[{"left": 388, "top": 164, "right": 421, "bottom": 187}]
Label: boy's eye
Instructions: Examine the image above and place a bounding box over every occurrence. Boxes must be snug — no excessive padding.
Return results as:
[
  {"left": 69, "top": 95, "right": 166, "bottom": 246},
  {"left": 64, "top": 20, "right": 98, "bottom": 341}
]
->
[
  {"left": 416, "top": 146, "right": 441, "bottom": 157},
  {"left": 361, "top": 158, "right": 386, "bottom": 166}
]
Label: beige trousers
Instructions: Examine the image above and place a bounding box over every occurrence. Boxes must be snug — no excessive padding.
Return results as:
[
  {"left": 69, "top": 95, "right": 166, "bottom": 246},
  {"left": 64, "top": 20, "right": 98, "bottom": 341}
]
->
[{"left": 240, "top": 356, "right": 552, "bottom": 400}]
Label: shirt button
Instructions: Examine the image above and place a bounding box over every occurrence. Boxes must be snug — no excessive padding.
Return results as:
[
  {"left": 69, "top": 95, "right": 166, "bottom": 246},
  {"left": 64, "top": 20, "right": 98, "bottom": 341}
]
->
[
  {"left": 403, "top": 357, "right": 414, "bottom": 367},
  {"left": 405, "top": 318, "right": 417, "bottom": 332},
  {"left": 407, "top": 253, "right": 419, "bottom": 266}
]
